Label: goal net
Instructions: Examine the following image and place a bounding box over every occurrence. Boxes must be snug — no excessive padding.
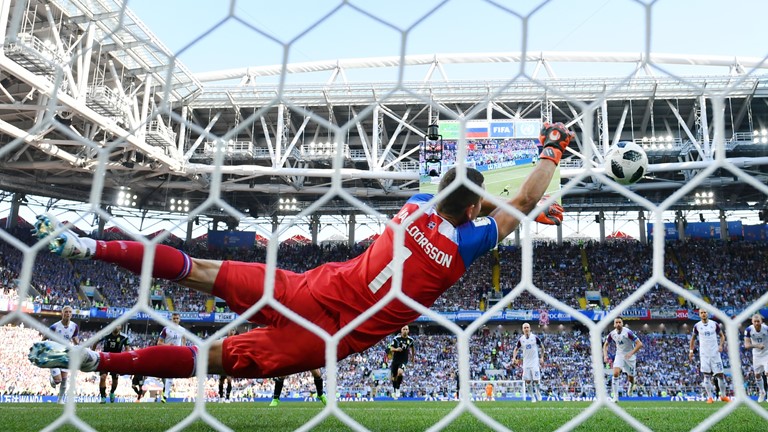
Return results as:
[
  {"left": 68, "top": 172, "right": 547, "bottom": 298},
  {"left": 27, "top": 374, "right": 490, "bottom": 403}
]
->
[
  {"left": 1, "top": 0, "right": 768, "bottom": 431},
  {"left": 468, "top": 380, "right": 526, "bottom": 402}
]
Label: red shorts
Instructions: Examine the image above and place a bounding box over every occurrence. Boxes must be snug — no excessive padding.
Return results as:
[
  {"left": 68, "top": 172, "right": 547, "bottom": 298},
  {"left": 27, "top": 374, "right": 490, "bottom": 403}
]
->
[{"left": 213, "top": 261, "right": 355, "bottom": 378}]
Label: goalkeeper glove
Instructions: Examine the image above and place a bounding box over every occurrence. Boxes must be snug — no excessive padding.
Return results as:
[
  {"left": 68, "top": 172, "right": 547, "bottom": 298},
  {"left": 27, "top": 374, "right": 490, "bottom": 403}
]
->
[
  {"left": 534, "top": 196, "right": 563, "bottom": 226},
  {"left": 538, "top": 122, "right": 574, "bottom": 165}
]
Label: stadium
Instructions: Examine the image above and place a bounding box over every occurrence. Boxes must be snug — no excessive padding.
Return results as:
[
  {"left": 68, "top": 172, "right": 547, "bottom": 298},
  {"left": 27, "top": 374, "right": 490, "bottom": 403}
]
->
[{"left": 1, "top": 0, "right": 768, "bottom": 431}]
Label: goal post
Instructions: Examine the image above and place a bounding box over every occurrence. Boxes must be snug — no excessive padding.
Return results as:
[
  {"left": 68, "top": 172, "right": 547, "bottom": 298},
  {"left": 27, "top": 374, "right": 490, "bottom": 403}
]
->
[{"left": 468, "top": 380, "right": 527, "bottom": 401}]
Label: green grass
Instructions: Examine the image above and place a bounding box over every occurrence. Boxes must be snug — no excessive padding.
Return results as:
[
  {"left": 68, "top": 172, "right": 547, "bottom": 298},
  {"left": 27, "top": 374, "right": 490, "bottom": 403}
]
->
[
  {"left": 420, "top": 163, "right": 561, "bottom": 199},
  {"left": 3, "top": 401, "right": 767, "bottom": 432}
]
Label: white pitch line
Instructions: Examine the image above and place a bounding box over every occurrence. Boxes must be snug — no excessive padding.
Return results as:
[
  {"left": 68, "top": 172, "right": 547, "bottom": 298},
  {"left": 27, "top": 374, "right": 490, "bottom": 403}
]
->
[{"left": 486, "top": 174, "right": 529, "bottom": 186}]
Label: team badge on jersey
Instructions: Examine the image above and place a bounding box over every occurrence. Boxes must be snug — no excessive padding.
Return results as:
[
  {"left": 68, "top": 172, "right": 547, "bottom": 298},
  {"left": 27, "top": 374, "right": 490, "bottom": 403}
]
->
[
  {"left": 473, "top": 217, "right": 492, "bottom": 227},
  {"left": 427, "top": 221, "right": 436, "bottom": 230}
]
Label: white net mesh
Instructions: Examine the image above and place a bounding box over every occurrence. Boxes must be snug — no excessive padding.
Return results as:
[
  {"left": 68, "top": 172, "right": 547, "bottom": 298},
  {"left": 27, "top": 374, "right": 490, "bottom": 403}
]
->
[{"left": 2, "top": 0, "right": 768, "bottom": 431}]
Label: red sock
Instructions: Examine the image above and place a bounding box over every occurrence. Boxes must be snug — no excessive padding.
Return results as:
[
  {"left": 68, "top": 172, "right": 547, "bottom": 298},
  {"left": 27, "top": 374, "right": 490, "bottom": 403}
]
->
[
  {"left": 98, "top": 346, "right": 198, "bottom": 378},
  {"left": 94, "top": 241, "right": 192, "bottom": 281}
]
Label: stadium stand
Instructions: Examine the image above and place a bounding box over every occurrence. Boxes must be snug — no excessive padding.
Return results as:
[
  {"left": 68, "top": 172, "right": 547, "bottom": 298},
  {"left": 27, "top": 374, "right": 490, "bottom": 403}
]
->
[
  {"left": 0, "top": 323, "right": 759, "bottom": 401},
  {"left": 3, "top": 225, "right": 768, "bottom": 312},
  {"left": 3, "top": 225, "right": 768, "bottom": 402}
]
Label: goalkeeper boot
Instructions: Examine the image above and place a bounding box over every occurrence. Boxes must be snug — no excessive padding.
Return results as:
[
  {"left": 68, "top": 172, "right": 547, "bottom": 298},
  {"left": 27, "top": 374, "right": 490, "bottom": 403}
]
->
[
  {"left": 100, "top": 397, "right": 107, "bottom": 404},
  {"left": 269, "top": 398, "right": 280, "bottom": 407},
  {"left": 319, "top": 394, "right": 327, "bottom": 406},
  {"left": 28, "top": 341, "right": 100, "bottom": 371},
  {"left": 109, "top": 392, "right": 115, "bottom": 403},
  {"left": 33, "top": 214, "right": 94, "bottom": 260}
]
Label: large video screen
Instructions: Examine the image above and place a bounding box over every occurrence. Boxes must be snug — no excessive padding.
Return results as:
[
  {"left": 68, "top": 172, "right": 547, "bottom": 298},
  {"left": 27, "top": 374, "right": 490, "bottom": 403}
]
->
[{"left": 419, "top": 120, "right": 560, "bottom": 197}]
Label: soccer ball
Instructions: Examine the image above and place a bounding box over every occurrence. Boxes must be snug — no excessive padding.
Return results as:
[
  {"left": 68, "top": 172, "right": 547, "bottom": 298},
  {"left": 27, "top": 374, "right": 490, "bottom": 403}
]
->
[{"left": 604, "top": 141, "right": 648, "bottom": 185}]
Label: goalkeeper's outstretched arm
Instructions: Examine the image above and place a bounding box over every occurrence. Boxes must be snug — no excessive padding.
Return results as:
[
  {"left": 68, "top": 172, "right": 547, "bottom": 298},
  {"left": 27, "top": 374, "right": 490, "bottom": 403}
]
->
[{"left": 486, "top": 123, "right": 572, "bottom": 241}]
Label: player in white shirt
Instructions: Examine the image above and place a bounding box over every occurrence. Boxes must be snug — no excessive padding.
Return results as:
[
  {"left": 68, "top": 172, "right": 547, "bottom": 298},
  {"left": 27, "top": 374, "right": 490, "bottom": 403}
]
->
[
  {"left": 744, "top": 313, "right": 768, "bottom": 403},
  {"left": 603, "top": 317, "right": 643, "bottom": 402},
  {"left": 511, "top": 322, "right": 544, "bottom": 403},
  {"left": 689, "top": 309, "right": 731, "bottom": 403},
  {"left": 47, "top": 306, "right": 80, "bottom": 404},
  {"left": 157, "top": 312, "right": 186, "bottom": 402}
]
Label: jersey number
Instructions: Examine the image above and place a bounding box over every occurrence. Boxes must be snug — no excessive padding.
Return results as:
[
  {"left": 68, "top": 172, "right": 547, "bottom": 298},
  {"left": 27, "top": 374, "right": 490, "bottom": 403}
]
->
[{"left": 368, "top": 245, "right": 413, "bottom": 294}]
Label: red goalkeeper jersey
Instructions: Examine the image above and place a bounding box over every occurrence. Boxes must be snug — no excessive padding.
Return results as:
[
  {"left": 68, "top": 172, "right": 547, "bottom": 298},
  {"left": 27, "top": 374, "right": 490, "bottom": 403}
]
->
[{"left": 307, "top": 193, "right": 498, "bottom": 352}]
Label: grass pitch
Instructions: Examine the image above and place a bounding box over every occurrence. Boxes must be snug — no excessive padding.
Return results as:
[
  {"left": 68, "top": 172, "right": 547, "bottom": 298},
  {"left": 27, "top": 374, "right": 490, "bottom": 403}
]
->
[{"left": 3, "top": 401, "right": 766, "bottom": 432}]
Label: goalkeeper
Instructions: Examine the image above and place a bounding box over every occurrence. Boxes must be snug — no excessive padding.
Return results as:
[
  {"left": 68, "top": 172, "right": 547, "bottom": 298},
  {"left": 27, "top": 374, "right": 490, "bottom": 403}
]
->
[{"left": 29, "top": 123, "right": 572, "bottom": 380}]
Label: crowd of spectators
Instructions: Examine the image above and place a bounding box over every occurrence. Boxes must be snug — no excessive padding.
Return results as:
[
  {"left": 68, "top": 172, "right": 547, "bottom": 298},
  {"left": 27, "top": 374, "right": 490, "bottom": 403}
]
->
[
  {"left": 0, "top": 226, "right": 87, "bottom": 310},
  {"left": 1, "top": 321, "right": 761, "bottom": 401},
  {"left": 585, "top": 241, "right": 680, "bottom": 309},
  {"left": 2, "top": 222, "right": 768, "bottom": 315},
  {"left": 422, "top": 139, "right": 539, "bottom": 172},
  {"left": 495, "top": 241, "right": 587, "bottom": 310},
  {"left": 670, "top": 239, "right": 768, "bottom": 307}
]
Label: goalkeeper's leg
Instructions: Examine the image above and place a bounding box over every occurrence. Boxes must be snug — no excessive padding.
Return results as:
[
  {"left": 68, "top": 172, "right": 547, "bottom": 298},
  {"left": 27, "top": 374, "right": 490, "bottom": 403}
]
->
[
  {"left": 34, "top": 214, "right": 222, "bottom": 294},
  {"left": 30, "top": 340, "right": 221, "bottom": 377}
]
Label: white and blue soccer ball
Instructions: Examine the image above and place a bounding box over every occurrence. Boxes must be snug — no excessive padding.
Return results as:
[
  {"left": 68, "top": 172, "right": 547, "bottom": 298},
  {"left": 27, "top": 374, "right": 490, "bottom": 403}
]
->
[{"left": 604, "top": 141, "right": 648, "bottom": 185}]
